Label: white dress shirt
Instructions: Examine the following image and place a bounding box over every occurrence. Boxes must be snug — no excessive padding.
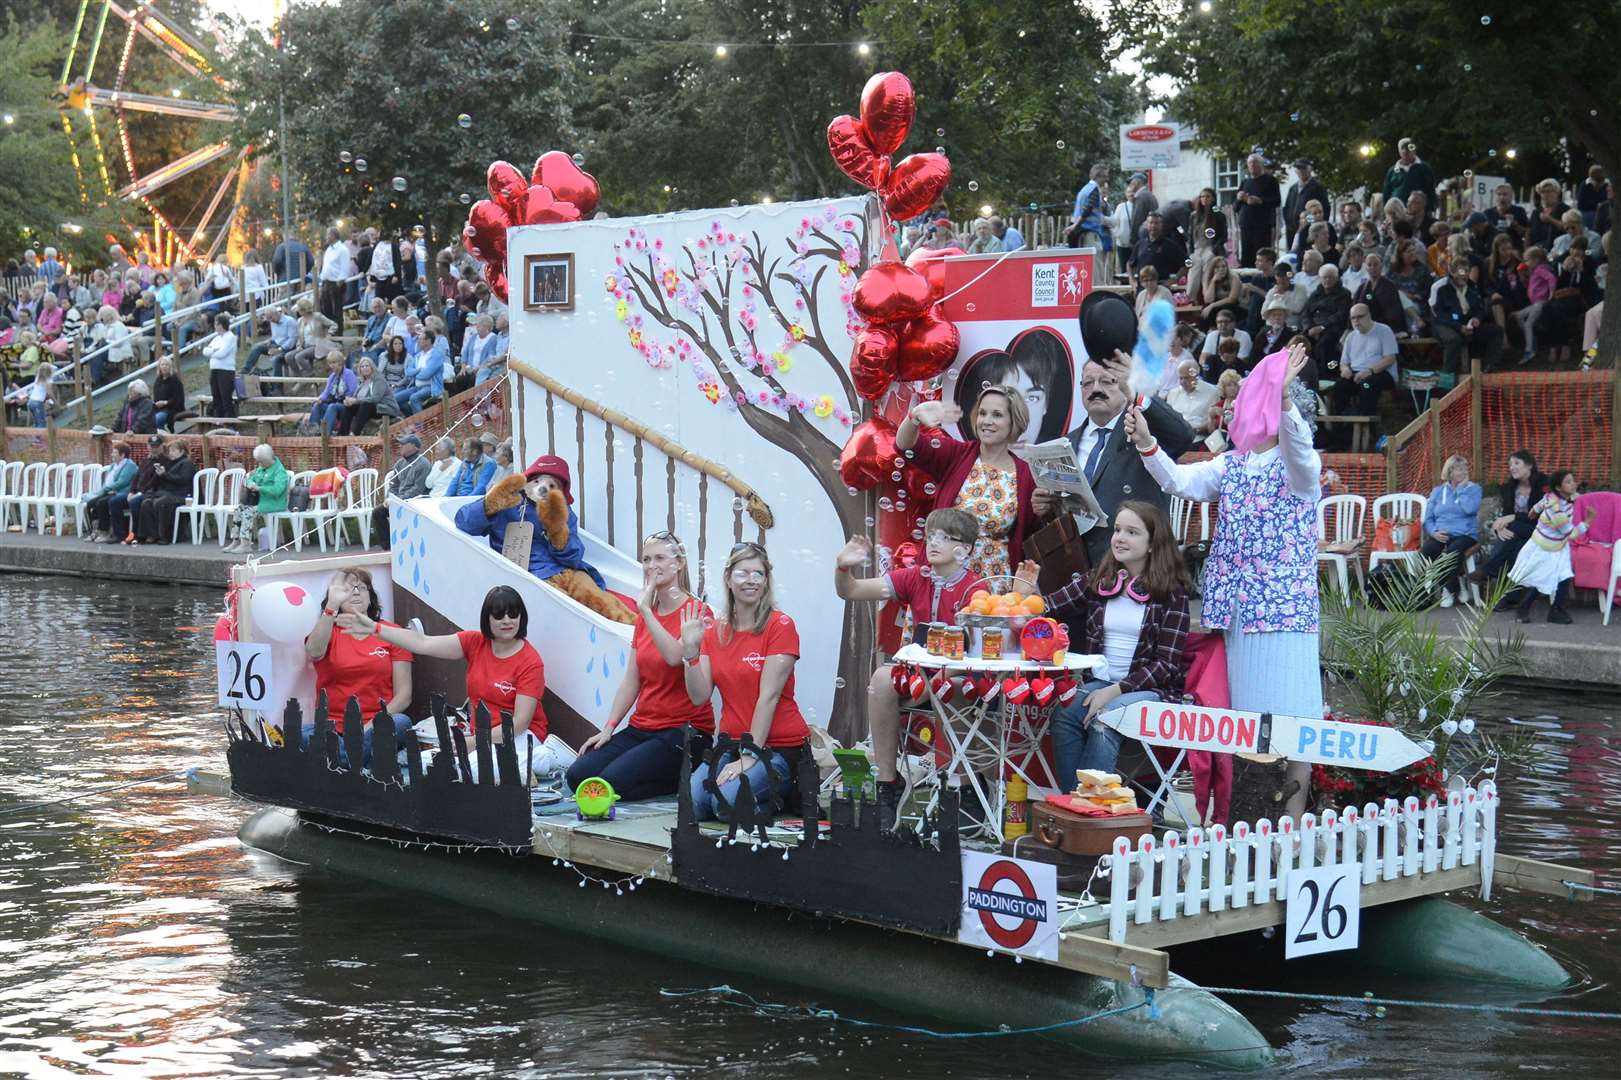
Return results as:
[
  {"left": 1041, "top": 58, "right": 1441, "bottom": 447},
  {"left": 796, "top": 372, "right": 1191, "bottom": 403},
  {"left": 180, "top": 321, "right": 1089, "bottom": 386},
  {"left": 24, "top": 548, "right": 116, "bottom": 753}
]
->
[{"left": 320, "top": 241, "right": 351, "bottom": 283}]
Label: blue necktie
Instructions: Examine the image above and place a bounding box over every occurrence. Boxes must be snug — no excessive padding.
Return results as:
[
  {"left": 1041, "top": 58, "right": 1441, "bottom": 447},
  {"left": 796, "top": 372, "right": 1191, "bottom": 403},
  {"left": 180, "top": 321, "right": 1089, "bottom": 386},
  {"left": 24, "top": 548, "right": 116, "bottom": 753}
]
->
[{"left": 1085, "top": 426, "right": 1110, "bottom": 482}]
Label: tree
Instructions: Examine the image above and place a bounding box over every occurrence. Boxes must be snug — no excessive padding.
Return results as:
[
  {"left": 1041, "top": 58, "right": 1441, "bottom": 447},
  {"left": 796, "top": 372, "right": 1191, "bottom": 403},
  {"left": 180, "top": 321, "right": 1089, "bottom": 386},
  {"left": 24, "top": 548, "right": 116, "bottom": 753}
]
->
[
  {"left": 606, "top": 204, "right": 875, "bottom": 737},
  {"left": 1110, "top": 0, "right": 1621, "bottom": 359},
  {"left": 227, "top": 0, "right": 581, "bottom": 246}
]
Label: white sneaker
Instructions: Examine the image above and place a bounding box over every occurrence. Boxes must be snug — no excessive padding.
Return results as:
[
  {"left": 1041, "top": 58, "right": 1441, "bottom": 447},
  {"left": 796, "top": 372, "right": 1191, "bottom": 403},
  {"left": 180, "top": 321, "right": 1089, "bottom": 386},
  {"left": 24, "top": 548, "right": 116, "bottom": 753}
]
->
[{"left": 1439, "top": 592, "right": 1455, "bottom": 609}]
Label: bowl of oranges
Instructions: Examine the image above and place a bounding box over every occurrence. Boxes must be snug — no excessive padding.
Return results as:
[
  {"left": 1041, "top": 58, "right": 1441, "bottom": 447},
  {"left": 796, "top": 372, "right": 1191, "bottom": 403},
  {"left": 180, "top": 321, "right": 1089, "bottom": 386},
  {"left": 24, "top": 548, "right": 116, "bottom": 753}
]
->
[{"left": 956, "top": 578, "right": 1046, "bottom": 655}]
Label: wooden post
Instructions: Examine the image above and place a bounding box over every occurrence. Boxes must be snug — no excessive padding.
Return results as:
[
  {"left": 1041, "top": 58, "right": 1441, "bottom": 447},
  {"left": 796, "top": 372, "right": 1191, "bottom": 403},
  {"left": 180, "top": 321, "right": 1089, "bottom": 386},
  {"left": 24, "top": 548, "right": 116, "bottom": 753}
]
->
[
  {"left": 1384, "top": 435, "right": 1398, "bottom": 492},
  {"left": 1470, "top": 356, "right": 1484, "bottom": 479},
  {"left": 46, "top": 413, "right": 58, "bottom": 461},
  {"left": 200, "top": 433, "right": 212, "bottom": 472},
  {"left": 380, "top": 431, "right": 392, "bottom": 475},
  {"left": 151, "top": 303, "right": 165, "bottom": 365},
  {"left": 320, "top": 418, "right": 332, "bottom": 469},
  {"left": 74, "top": 336, "right": 89, "bottom": 428}
]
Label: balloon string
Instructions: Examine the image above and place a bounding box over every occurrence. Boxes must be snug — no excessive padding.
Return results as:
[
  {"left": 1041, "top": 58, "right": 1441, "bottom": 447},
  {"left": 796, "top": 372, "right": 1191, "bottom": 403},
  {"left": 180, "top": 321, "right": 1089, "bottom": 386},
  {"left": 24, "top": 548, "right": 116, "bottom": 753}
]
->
[{"left": 935, "top": 246, "right": 1023, "bottom": 307}]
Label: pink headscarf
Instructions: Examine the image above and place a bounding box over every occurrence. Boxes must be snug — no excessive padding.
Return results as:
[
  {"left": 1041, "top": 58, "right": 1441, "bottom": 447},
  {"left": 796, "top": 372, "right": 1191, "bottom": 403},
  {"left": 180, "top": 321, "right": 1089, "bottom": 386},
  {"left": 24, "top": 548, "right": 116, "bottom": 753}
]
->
[{"left": 1228, "top": 347, "right": 1289, "bottom": 452}]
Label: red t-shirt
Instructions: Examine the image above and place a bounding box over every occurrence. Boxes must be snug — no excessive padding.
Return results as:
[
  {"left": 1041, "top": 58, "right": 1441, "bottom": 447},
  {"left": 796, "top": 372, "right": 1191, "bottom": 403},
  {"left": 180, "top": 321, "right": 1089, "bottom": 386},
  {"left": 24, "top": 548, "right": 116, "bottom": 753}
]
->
[
  {"left": 457, "top": 629, "right": 547, "bottom": 739},
  {"left": 701, "top": 611, "right": 809, "bottom": 748},
  {"left": 887, "top": 565, "right": 985, "bottom": 645},
  {"left": 631, "top": 603, "right": 715, "bottom": 731},
  {"left": 312, "top": 621, "right": 412, "bottom": 732}
]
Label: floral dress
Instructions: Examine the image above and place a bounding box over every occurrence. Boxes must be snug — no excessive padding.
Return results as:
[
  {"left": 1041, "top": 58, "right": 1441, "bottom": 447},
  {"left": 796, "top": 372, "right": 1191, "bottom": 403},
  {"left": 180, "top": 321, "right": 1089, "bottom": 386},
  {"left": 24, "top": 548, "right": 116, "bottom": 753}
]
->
[{"left": 955, "top": 460, "right": 1017, "bottom": 579}]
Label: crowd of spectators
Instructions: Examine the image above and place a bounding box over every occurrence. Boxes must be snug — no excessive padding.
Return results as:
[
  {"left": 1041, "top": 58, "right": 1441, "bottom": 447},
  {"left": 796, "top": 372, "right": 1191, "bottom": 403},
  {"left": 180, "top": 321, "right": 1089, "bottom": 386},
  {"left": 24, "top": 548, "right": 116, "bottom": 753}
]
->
[{"left": 3, "top": 221, "right": 509, "bottom": 436}]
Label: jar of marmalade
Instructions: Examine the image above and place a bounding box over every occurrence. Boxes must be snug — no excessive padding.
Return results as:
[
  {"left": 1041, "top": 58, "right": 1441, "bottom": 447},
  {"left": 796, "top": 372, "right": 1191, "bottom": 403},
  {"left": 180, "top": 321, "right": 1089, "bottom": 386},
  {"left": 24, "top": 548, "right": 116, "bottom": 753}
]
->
[
  {"left": 980, "top": 625, "right": 1004, "bottom": 660},
  {"left": 926, "top": 622, "right": 945, "bottom": 655}
]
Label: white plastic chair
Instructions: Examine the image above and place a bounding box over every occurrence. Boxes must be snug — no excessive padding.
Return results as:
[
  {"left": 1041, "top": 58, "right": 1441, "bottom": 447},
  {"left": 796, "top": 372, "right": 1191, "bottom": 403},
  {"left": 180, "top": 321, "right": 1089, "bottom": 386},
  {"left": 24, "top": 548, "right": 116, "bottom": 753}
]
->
[
  {"left": 173, "top": 467, "right": 219, "bottom": 544},
  {"left": 1168, "top": 495, "right": 1194, "bottom": 544},
  {"left": 6, "top": 462, "right": 44, "bottom": 532},
  {"left": 0, "top": 460, "right": 23, "bottom": 531},
  {"left": 1316, "top": 493, "right": 1368, "bottom": 598},
  {"left": 211, "top": 467, "right": 246, "bottom": 546},
  {"left": 263, "top": 470, "right": 314, "bottom": 551},
  {"left": 67, "top": 463, "right": 108, "bottom": 537},
  {"left": 329, "top": 468, "right": 380, "bottom": 549},
  {"left": 1368, "top": 493, "right": 1428, "bottom": 575},
  {"left": 28, "top": 463, "right": 67, "bottom": 535},
  {"left": 1595, "top": 543, "right": 1621, "bottom": 627}
]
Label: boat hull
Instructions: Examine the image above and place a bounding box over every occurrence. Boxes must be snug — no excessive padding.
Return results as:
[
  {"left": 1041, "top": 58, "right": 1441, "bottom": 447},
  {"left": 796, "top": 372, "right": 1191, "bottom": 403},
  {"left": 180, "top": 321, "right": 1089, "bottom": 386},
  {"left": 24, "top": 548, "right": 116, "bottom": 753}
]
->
[{"left": 238, "top": 807, "right": 1275, "bottom": 1069}]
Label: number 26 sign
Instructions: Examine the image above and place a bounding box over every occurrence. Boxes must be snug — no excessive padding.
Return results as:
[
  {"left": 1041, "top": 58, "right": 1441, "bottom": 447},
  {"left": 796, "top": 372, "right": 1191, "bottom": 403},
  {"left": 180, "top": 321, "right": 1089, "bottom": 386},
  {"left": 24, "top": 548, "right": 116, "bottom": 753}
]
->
[
  {"left": 1284, "top": 863, "right": 1361, "bottom": 959},
  {"left": 216, "top": 640, "right": 276, "bottom": 712}
]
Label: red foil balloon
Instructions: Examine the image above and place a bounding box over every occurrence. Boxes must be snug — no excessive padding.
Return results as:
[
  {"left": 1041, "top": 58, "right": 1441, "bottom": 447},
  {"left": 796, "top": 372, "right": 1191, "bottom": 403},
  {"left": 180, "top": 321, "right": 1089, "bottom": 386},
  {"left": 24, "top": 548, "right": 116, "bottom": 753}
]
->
[
  {"left": 858, "top": 71, "right": 916, "bottom": 156},
  {"left": 826, "top": 114, "right": 890, "bottom": 190},
  {"left": 882, "top": 153, "right": 952, "bottom": 221},
  {"left": 852, "top": 262, "right": 934, "bottom": 325},
  {"left": 849, "top": 325, "right": 899, "bottom": 400},
  {"left": 905, "top": 245, "right": 965, "bottom": 301},
  {"left": 839, "top": 417, "right": 899, "bottom": 490},
  {"left": 529, "top": 151, "right": 600, "bottom": 217},
  {"left": 894, "top": 306, "right": 961, "bottom": 382},
  {"left": 464, "top": 199, "right": 510, "bottom": 302},
  {"left": 486, "top": 161, "right": 528, "bottom": 224},
  {"left": 523, "top": 184, "right": 582, "bottom": 225}
]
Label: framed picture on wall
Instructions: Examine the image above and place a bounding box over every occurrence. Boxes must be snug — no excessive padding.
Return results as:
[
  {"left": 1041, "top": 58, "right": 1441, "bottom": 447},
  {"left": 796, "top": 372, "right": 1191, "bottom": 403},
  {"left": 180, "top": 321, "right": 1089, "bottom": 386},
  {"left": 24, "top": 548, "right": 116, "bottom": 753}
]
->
[{"left": 523, "top": 253, "right": 575, "bottom": 312}]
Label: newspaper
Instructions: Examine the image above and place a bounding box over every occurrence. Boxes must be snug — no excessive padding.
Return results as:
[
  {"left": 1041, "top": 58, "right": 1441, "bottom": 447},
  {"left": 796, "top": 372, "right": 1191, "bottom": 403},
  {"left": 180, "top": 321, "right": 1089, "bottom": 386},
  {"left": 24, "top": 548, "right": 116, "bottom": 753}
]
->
[{"left": 1010, "top": 437, "right": 1107, "bottom": 534}]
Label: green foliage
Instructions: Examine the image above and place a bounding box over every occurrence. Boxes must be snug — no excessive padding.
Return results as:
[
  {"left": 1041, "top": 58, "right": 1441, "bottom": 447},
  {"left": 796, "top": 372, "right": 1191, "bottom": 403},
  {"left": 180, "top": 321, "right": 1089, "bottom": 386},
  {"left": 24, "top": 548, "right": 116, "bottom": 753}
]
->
[
  {"left": 227, "top": 0, "right": 581, "bottom": 245},
  {"left": 1112, "top": 0, "right": 1621, "bottom": 190},
  {"left": 0, "top": 17, "right": 97, "bottom": 261},
  {"left": 1321, "top": 559, "right": 1544, "bottom": 788}
]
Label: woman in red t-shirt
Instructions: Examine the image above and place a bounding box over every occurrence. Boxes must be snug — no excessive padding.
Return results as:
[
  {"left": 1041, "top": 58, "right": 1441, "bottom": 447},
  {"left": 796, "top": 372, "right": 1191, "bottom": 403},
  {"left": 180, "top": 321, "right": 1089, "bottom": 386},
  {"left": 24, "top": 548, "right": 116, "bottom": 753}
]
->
[
  {"left": 679, "top": 542, "right": 808, "bottom": 820},
  {"left": 303, "top": 568, "right": 413, "bottom": 768},
  {"left": 566, "top": 532, "right": 713, "bottom": 800},
  {"left": 340, "top": 585, "right": 563, "bottom": 781}
]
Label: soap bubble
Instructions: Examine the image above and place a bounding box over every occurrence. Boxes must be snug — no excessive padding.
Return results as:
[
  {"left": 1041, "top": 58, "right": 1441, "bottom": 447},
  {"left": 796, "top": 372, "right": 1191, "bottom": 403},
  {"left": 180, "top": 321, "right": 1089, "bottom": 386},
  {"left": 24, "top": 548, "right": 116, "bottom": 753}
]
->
[
  {"left": 458, "top": 193, "right": 471, "bottom": 205},
  {"left": 1487, "top": 149, "right": 1497, "bottom": 158},
  {"left": 967, "top": 180, "right": 979, "bottom": 192},
  {"left": 864, "top": 516, "right": 875, "bottom": 528},
  {"left": 729, "top": 199, "right": 739, "bottom": 207},
  {"left": 1462, "top": 63, "right": 1472, "bottom": 72},
  {"left": 1205, "top": 228, "right": 1217, "bottom": 239},
  {"left": 935, "top": 146, "right": 946, "bottom": 155},
  {"left": 1056, "top": 139, "right": 1066, "bottom": 150},
  {"left": 392, "top": 176, "right": 408, "bottom": 191},
  {"left": 878, "top": 497, "right": 893, "bottom": 511},
  {"left": 469, "top": 413, "right": 484, "bottom": 428},
  {"left": 572, "top": 152, "right": 585, "bottom": 165},
  {"left": 338, "top": 150, "right": 353, "bottom": 163},
  {"left": 457, "top": 113, "right": 472, "bottom": 129},
  {"left": 506, "top": 17, "right": 520, "bottom": 31},
  {"left": 1480, "top": 15, "right": 1492, "bottom": 25},
  {"left": 935, "top": 127, "right": 945, "bottom": 138},
  {"left": 891, "top": 471, "right": 902, "bottom": 482},
  {"left": 354, "top": 157, "right": 368, "bottom": 172},
  {"left": 1029, "top": 202, "right": 1039, "bottom": 211},
  {"left": 834, "top": 677, "right": 846, "bottom": 689},
  {"left": 731, "top": 496, "right": 744, "bottom": 512},
  {"left": 1289, "top": 111, "right": 1300, "bottom": 122}
]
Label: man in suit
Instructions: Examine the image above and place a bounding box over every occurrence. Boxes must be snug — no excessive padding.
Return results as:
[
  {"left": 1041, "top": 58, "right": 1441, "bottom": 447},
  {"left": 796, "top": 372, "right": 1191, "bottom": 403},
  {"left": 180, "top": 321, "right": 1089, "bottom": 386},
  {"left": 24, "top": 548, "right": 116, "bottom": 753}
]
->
[{"left": 1030, "top": 352, "right": 1197, "bottom": 565}]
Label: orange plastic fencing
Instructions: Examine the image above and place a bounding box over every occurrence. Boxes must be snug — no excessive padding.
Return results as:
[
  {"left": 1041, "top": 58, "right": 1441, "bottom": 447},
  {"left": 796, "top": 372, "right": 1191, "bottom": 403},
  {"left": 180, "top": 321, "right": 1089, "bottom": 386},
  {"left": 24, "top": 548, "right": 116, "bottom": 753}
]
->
[
  {"left": 387, "top": 379, "right": 510, "bottom": 450},
  {"left": 3, "top": 428, "right": 385, "bottom": 473},
  {"left": 1480, "top": 370, "right": 1614, "bottom": 484}
]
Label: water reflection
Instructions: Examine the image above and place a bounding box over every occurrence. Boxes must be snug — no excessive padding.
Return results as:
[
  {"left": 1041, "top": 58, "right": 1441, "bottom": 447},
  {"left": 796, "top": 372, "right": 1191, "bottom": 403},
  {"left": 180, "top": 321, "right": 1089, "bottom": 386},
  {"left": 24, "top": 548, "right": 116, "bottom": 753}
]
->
[{"left": 0, "top": 577, "right": 1615, "bottom": 1077}]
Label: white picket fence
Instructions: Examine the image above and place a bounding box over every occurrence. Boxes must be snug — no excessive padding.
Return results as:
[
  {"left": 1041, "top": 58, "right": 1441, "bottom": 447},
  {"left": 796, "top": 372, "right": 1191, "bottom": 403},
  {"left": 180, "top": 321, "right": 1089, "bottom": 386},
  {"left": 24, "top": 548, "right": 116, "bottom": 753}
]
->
[{"left": 1102, "top": 781, "right": 1498, "bottom": 944}]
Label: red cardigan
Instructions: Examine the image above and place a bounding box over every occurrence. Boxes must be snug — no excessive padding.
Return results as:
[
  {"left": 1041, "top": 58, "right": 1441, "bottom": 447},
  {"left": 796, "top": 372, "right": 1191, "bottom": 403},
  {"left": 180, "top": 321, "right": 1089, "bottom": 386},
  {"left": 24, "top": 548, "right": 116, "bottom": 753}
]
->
[{"left": 907, "top": 431, "right": 1037, "bottom": 568}]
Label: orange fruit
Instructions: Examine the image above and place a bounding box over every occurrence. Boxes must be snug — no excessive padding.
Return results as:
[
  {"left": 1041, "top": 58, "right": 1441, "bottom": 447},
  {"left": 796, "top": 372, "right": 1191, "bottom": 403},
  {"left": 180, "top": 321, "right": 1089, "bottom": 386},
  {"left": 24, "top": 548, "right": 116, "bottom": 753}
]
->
[{"left": 1023, "top": 595, "right": 1045, "bottom": 615}]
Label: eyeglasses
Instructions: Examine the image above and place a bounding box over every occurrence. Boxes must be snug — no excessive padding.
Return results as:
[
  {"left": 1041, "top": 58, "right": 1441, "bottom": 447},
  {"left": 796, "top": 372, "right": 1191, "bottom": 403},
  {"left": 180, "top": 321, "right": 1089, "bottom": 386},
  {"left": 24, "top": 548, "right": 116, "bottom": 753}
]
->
[
  {"left": 730, "top": 541, "right": 767, "bottom": 558},
  {"left": 645, "top": 529, "right": 679, "bottom": 545},
  {"left": 730, "top": 568, "right": 767, "bottom": 582}
]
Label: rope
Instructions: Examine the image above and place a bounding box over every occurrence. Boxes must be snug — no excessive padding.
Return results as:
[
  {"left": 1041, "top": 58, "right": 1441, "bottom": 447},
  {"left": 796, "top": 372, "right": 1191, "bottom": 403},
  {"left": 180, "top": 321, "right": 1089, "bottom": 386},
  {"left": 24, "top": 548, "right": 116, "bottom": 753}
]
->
[
  {"left": 1199, "top": 986, "right": 1621, "bottom": 1021},
  {"left": 0, "top": 770, "right": 186, "bottom": 817},
  {"left": 659, "top": 983, "right": 1155, "bottom": 1037}
]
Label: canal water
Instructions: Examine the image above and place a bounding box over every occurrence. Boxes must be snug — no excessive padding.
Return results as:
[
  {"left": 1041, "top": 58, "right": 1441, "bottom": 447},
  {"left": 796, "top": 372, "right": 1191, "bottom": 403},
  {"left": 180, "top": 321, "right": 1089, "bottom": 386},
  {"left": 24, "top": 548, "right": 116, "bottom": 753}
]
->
[{"left": 0, "top": 575, "right": 1615, "bottom": 1077}]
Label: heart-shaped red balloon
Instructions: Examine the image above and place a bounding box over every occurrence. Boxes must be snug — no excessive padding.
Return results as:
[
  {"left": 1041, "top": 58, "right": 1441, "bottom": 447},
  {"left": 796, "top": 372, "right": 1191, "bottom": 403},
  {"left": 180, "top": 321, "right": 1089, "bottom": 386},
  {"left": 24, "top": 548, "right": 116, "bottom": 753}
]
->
[
  {"left": 486, "top": 160, "right": 528, "bottom": 225},
  {"left": 524, "top": 183, "right": 582, "bottom": 225},
  {"left": 882, "top": 152, "right": 952, "bottom": 222},
  {"left": 853, "top": 262, "right": 934, "bottom": 325},
  {"left": 826, "top": 114, "right": 890, "bottom": 190},
  {"left": 850, "top": 325, "right": 899, "bottom": 401},
  {"left": 464, "top": 200, "right": 508, "bottom": 263},
  {"left": 530, "top": 150, "right": 600, "bottom": 217},
  {"left": 839, "top": 417, "right": 898, "bottom": 490},
  {"left": 905, "top": 245, "right": 965, "bottom": 301},
  {"left": 894, "top": 306, "right": 960, "bottom": 382},
  {"left": 858, "top": 71, "right": 915, "bottom": 156}
]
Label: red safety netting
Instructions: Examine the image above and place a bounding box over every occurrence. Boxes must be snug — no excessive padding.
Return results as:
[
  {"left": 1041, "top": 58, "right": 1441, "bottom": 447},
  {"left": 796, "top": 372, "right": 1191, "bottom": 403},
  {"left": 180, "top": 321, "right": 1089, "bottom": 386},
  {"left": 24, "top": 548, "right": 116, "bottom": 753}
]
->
[
  {"left": 387, "top": 379, "right": 510, "bottom": 450},
  {"left": 1435, "top": 381, "right": 1475, "bottom": 472},
  {"left": 1481, "top": 371, "right": 1614, "bottom": 485}
]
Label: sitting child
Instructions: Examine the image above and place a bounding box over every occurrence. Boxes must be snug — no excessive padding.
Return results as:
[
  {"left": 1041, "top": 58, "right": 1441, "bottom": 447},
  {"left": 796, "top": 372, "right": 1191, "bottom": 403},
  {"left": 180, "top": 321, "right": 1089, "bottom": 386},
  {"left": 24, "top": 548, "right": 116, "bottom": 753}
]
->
[
  {"left": 455, "top": 454, "right": 635, "bottom": 624},
  {"left": 832, "top": 508, "right": 983, "bottom": 830},
  {"left": 1509, "top": 469, "right": 1593, "bottom": 625}
]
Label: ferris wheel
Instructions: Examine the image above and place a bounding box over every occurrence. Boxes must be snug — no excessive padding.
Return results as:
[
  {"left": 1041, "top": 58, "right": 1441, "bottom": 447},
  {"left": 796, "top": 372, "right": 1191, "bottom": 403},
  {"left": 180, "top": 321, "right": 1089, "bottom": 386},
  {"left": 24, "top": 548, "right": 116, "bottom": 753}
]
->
[{"left": 55, "top": 0, "right": 252, "bottom": 267}]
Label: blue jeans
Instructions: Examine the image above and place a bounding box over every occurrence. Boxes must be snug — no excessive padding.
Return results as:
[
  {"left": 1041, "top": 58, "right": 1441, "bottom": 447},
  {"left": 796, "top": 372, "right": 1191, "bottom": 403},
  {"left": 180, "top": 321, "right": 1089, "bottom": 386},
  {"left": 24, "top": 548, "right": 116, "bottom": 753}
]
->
[
  {"left": 154, "top": 410, "right": 170, "bottom": 431},
  {"left": 176, "top": 318, "right": 204, "bottom": 351},
  {"left": 1053, "top": 679, "right": 1162, "bottom": 783},
  {"left": 301, "top": 712, "right": 413, "bottom": 769},
  {"left": 27, "top": 400, "right": 47, "bottom": 427},
  {"left": 243, "top": 341, "right": 278, "bottom": 375},
  {"left": 402, "top": 386, "right": 435, "bottom": 414},
  {"left": 308, "top": 401, "right": 343, "bottom": 430},
  {"left": 690, "top": 748, "right": 790, "bottom": 821}
]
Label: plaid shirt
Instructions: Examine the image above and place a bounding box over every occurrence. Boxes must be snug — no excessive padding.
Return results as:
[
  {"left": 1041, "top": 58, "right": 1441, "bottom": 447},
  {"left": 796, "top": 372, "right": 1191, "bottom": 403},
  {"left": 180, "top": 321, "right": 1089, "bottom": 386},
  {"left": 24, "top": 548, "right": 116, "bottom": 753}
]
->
[{"left": 1043, "top": 578, "right": 1191, "bottom": 697}]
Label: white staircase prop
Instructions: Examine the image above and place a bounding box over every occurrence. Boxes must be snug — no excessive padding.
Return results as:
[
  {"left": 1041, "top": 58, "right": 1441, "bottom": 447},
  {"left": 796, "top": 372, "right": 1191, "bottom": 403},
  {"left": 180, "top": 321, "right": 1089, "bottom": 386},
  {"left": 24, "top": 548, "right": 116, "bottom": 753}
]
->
[{"left": 1103, "top": 781, "right": 1498, "bottom": 944}]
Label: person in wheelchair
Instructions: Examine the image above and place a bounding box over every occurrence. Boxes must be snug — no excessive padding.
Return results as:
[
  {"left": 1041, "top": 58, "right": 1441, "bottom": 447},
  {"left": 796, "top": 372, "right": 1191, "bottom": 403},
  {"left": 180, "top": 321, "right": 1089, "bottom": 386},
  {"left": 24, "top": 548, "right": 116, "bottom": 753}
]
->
[{"left": 833, "top": 508, "right": 984, "bottom": 831}]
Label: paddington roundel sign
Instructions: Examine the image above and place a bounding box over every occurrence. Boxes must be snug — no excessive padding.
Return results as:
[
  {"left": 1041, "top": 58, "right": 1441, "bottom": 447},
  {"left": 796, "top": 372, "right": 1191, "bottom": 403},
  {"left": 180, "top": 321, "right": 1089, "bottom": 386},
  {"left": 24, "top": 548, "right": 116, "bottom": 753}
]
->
[
  {"left": 1126, "top": 125, "right": 1175, "bottom": 143},
  {"left": 967, "top": 858, "right": 1046, "bottom": 949}
]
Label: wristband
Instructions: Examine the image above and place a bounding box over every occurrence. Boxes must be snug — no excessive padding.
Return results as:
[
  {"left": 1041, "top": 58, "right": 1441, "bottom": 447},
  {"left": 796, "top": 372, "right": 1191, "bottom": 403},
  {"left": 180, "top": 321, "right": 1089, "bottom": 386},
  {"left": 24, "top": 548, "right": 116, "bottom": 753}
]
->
[
  {"left": 1138, "top": 441, "right": 1160, "bottom": 457},
  {"left": 682, "top": 653, "right": 702, "bottom": 667},
  {"left": 836, "top": 565, "right": 852, "bottom": 575},
  {"left": 322, "top": 607, "right": 338, "bottom": 617}
]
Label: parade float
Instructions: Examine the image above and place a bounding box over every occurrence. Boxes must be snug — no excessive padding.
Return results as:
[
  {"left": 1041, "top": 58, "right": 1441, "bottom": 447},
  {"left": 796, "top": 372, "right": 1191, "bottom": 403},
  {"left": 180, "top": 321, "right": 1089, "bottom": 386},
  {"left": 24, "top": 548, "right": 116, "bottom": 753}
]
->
[{"left": 212, "top": 74, "right": 1593, "bottom": 1067}]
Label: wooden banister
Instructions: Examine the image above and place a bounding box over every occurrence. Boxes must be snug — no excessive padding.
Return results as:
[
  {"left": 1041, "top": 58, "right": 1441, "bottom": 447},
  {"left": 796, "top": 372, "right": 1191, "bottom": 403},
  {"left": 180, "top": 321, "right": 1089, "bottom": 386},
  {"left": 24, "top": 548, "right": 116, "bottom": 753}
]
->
[{"left": 508, "top": 358, "right": 775, "bottom": 531}]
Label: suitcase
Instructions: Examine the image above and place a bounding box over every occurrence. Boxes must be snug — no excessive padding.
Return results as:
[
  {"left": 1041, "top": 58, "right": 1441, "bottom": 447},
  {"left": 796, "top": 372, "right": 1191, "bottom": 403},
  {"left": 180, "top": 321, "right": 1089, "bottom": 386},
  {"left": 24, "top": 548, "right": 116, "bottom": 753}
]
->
[
  {"left": 1030, "top": 799, "right": 1152, "bottom": 856},
  {"left": 1024, "top": 512, "right": 1092, "bottom": 595}
]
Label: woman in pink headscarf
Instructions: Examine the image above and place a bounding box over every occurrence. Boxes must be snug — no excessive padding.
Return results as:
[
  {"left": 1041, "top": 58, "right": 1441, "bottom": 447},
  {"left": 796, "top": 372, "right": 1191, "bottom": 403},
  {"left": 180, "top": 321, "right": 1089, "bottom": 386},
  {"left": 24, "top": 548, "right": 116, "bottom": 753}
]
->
[{"left": 1123, "top": 342, "right": 1320, "bottom": 817}]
